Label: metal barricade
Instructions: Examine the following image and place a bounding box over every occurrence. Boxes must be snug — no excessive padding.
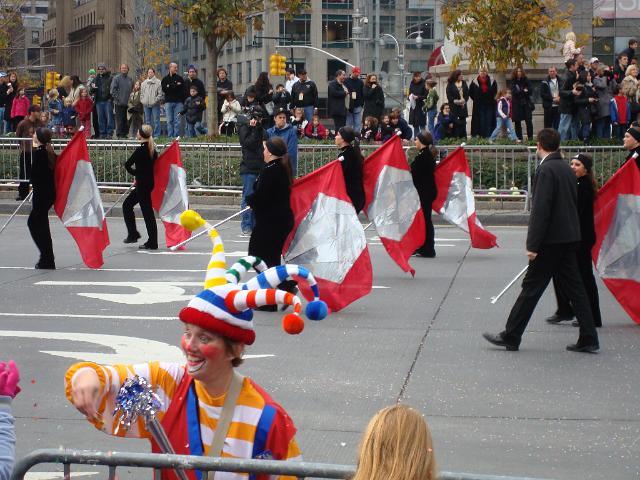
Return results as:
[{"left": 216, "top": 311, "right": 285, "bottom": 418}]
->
[{"left": 11, "top": 448, "right": 553, "bottom": 480}]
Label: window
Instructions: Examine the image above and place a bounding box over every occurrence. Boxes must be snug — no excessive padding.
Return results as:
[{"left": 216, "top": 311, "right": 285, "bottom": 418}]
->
[
  {"left": 406, "top": 13, "right": 434, "bottom": 49},
  {"left": 279, "top": 14, "right": 311, "bottom": 45},
  {"left": 237, "top": 62, "right": 243, "bottom": 85},
  {"left": 227, "top": 64, "right": 233, "bottom": 82},
  {"left": 592, "top": 36, "right": 615, "bottom": 67},
  {"left": 322, "top": 0, "right": 352, "bottom": 8},
  {"left": 409, "top": 60, "right": 426, "bottom": 73},
  {"left": 35, "top": 6, "right": 48, "bottom": 14},
  {"left": 31, "top": 30, "right": 40, "bottom": 44},
  {"left": 20, "top": 5, "right": 30, "bottom": 13},
  {"left": 380, "top": 0, "right": 396, "bottom": 6},
  {"left": 247, "top": 60, "right": 252, "bottom": 84},
  {"left": 323, "top": 15, "right": 352, "bottom": 48},
  {"left": 27, "top": 48, "right": 39, "bottom": 62},
  {"left": 375, "top": 15, "right": 396, "bottom": 48},
  {"left": 236, "top": 38, "right": 243, "bottom": 52},
  {"left": 182, "top": 27, "right": 189, "bottom": 50},
  {"left": 173, "top": 24, "right": 179, "bottom": 50},
  {"left": 193, "top": 32, "right": 198, "bottom": 60}
]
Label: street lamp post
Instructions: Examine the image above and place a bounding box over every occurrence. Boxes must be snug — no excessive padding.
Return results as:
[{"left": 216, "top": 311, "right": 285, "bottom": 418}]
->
[{"left": 379, "top": 31, "right": 423, "bottom": 106}]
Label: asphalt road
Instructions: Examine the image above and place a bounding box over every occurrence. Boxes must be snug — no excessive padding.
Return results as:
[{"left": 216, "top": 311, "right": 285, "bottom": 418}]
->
[{"left": 0, "top": 213, "right": 638, "bottom": 480}]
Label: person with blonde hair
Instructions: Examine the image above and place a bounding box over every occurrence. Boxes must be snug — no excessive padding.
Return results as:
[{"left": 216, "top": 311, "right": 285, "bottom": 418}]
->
[
  {"left": 563, "top": 31, "right": 581, "bottom": 61},
  {"left": 353, "top": 404, "right": 437, "bottom": 480}
]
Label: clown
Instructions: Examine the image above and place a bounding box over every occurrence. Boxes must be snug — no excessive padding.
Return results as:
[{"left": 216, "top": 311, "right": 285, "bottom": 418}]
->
[{"left": 66, "top": 210, "right": 328, "bottom": 480}]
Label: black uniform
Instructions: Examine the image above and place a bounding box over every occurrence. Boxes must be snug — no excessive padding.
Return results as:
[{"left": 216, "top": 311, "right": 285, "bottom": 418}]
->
[
  {"left": 123, "top": 143, "right": 158, "bottom": 248},
  {"left": 28, "top": 146, "right": 56, "bottom": 268},
  {"left": 625, "top": 147, "right": 640, "bottom": 169},
  {"left": 247, "top": 159, "right": 294, "bottom": 267},
  {"left": 410, "top": 147, "right": 437, "bottom": 257},
  {"left": 551, "top": 175, "right": 602, "bottom": 327},
  {"left": 338, "top": 145, "right": 365, "bottom": 214},
  {"left": 500, "top": 151, "right": 598, "bottom": 349}
]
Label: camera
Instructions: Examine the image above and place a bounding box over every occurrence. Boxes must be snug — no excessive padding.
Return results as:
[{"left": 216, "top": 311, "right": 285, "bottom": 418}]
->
[{"left": 237, "top": 105, "right": 265, "bottom": 125}]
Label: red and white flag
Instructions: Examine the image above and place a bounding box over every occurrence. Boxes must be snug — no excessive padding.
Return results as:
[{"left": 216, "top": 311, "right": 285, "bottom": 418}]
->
[
  {"left": 283, "top": 160, "right": 372, "bottom": 312},
  {"left": 151, "top": 140, "right": 191, "bottom": 249},
  {"left": 592, "top": 158, "right": 640, "bottom": 324},
  {"left": 54, "top": 131, "right": 109, "bottom": 268},
  {"left": 363, "top": 135, "right": 425, "bottom": 276},
  {"left": 433, "top": 147, "right": 498, "bottom": 249}
]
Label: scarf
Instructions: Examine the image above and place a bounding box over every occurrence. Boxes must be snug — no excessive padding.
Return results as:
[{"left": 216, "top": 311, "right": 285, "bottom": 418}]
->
[{"left": 478, "top": 75, "right": 489, "bottom": 94}]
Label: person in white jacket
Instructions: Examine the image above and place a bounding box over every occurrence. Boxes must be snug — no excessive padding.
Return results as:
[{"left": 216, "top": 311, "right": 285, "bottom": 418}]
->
[
  {"left": 220, "top": 91, "right": 242, "bottom": 135},
  {"left": 140, "top": 68, "right": 163, "bottom": 137}
]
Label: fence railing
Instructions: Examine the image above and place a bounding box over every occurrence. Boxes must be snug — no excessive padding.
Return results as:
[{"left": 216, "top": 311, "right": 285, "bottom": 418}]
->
[
  {"left": 0, "top": 138, "right": 628, "bottom": 198},
  {"left": 11, "top": 449, "right": 553, "bottom": 480}
]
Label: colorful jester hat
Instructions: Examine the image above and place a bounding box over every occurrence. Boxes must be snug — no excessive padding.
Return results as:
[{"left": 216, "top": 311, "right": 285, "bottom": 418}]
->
[{"left": 178, "top": 210, "right": 329, "bottom": 345}]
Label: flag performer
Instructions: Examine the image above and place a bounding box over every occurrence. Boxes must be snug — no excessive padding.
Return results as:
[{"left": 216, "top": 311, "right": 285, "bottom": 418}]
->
[{"left": 411, "top": 131, "right": 438, "bottom": 258}]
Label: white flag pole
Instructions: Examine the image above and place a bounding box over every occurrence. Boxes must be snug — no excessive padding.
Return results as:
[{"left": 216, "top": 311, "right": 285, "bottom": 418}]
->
[
  {"left": 169, "top": 207, "right": 251, "bottom": 251},
  {"left": 490, "top": 265, "right": 528, "bottom": 304},
  {"left": 104, "top": 183, "right": 135, "bottom": 217},
  {"left": 0, "top": 191, "right": 33, "bottom": 235}
]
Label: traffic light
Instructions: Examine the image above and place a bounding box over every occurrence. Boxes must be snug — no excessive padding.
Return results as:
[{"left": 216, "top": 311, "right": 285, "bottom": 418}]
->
[
  {"left": 269, "top": 54, "right": 287, "bottom": 76},
  {"left": 45, "top": 71, "right": 54, "bottom": 91},
  {"left": 53, "top": 72, "right": 61, "bottom": 87},
  {"left": 32, "top": 94, "right": 41, "bottom": 106}
]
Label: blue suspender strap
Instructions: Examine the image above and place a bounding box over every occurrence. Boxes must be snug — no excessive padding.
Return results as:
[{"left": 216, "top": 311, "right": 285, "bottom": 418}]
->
[
  {"left": 249, "top": 405, "right": 277, "bottom": 480},
  {"left": 187, "top": 383, "right": 203, "bottom": 480}
]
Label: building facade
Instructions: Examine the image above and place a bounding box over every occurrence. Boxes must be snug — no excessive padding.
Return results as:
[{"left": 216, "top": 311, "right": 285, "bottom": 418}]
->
[{"left": 4, "top": 0, "right": 48, "bottom": 80}]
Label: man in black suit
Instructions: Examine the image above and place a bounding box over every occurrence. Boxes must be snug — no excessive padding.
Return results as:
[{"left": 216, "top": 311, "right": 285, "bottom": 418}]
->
[
  {"left": 327, "top": 70, "right": 348, "bottom": 131},
  {"left": 483, "top": 129, "right": 600, "bottom": 353}
]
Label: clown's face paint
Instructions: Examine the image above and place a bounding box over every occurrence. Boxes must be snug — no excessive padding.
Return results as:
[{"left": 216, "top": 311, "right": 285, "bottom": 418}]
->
[{"left": 181, "top": 324, "right": 230, "bottom": 377}]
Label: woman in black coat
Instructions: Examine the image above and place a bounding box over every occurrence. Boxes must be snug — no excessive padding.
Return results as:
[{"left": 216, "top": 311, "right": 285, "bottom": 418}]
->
[
  {"left": 547, "top": 153, "right": 602, "bottom": 327},
  {"left": 469, "top": 67, "right": 497, "bottom": 138},
  {"left": 122, "top": 124, "right": 158, "bottom": 249},
  {"left": 411, "top": 131, "right": 438, "bottom": 258},
  {"left": 408, "top": 72, "right": 427, "bottom": 132},
  {"left": 335, "top": 126, "right": 365, "bottom": 214},
  {"left": 28, "top": 127, "right": 57, "bottom": 269},
  {"left": 363, "top": 73, "right": 385, "bottom": 120},
  {"left": 247, "top": 136, "right": 294, "bottom": 268},
  {"left": 445, "top": 70, "right": 469, "bottom": 138},
  {"left": 510, "top": 67, "right": 534, "bottom": 141},
  {"left": 3, "top": 72, "right": 18, "bottom": 131}
]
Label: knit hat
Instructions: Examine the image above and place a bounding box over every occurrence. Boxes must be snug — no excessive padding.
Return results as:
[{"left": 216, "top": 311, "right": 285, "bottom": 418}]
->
[
  {"left": 627, "top": 126, "right": 640, "bottom": 142},
  {"left": 178, "top": 210, "right": 328, "bottom": 345},
  {"left": 88, "top": 68, "right": 96, "bottom": 75},
  {"left": 97, "top": 63, "right": 107, "bottom": 69},
  {"left": 572, "top": 153, "right": 593, "bottom": 171}
]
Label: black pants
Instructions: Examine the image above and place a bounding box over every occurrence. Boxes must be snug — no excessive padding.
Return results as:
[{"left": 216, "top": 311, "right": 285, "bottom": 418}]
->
[
  {"left": 91, "top": 104, "right": 100, "bottom": 138},
  {"left": 28, "top": 192, "right": 55, "bottom": 265},
  {"left": 114, "top": 105, "right": 129, "bottom": 138},
  {"left": 514, "top": 117, "right": 534, "bottom": 140},
  {"left": 552, "top": 245, "right": 602, "bottom": 327},
  {"left": 502, "top": 243, "right": 598, "bottom": 347},
  {"left": 454, "top": 120, "right": 467, "bottom": 139},
  {"left": 543, "top": 107, "right": 560, "bottom": 130},
  {"left": 332, "top": 115, "right": 346, "bottom": 131},
  {"left": 18, "top": 151, "right": 31, "bottom": 199},
  {"left": 123, "top": 188, "right": 158, "bottom": 247},
  {"left": 416, "top": 205, "right": 435, "bottom": 256}
]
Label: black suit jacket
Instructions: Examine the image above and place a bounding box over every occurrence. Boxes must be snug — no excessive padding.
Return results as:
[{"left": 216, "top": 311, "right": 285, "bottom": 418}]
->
[
  {"left": 327, "top": 80, "right": 347, "bottom": 117},
  {"left": 527, "top": 151, "right": 581, "bottom": 252}
]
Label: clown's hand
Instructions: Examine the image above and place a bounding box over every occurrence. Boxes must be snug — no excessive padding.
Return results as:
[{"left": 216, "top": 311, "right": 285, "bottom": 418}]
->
[
  {"left": 70, "top": 368, "right": 101, "bottom": 421},
  {"left": 0, "top": 360, "right": 20, "bottom": 398}
]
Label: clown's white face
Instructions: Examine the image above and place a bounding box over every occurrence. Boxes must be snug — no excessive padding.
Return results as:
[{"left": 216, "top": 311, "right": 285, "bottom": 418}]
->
[{"left": 181, "top": 324, "right": 239, "bottom": 384}]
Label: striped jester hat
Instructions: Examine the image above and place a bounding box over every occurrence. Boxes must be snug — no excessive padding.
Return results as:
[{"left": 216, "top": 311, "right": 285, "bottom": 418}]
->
[{"left": 178, "top": 210, "right": 328, "bottom": 345}]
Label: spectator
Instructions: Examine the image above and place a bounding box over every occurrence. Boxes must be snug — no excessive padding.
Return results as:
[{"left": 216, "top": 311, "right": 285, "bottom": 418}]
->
[
  {"left": 573, "top": 71, "right": 597, "bottom": 142},
  {"left": 363, "top": 73, "right": 385, "bottom": 122},
  {"left": 162, "top": 62, "right": 187, "bottom": 137},
  {"left": 127, "top": 80, "right": 144, "bottom": 139},
  {"left": 15, "top": 105, "right": 41, "bottom": 200},
  {"left": 290, "top": 107, "right": 307, "bottom": 138},
  {"left": 61, "top": 97, "right": 77, "bottom": 136},
  {"left": 588, "top": 57, "right": 600, "bottom": 79},
  {"left": 47, "top": 89, "right": 63, "bottom": 136},
  {"left": 0, "top": 360, "right": 21, "bottom": 480},
  {"left": 216, "top": 67, "right": 233, "bottom": 120},
  {"left": 39, "top": 111, "right": 50, "bottom": 129},
  {"left": 389, "top": 110, "right": 412, "bottom": 140},
  {"left": 238, "top": 108, "right": 267, "bottom": 234},
  {"left": 622, "top": 39, "right": 638, "bottom": 65},
  {"left": 86, "top": 68, "right": 100, "bottom": 138},
  {"left": 285, "top": 68, "right": 299, "bottom": 94},
  {"left": 352, "top": 404, "right": 436, "bottom": 480},
  {"left": 575, "top": 53, "right": 587, "bottom": 73},
  {"left": 254, "top": 71, "right": 274, "bottom": 122},
  {"left": 361, "top": 116, "right": 378, "bottom": 143},
  {"left": 562, "top": 31, "right": 581, "bottom": 61},
  {"left": 425, "top": 79, "right": 439, "bottom": 135},
  {"left": 379, "top": 114, "right": 394, "bottom": 142},
  {"left": 2, "top": 72, "right": 18, "bottom": 133},
  {"left": 291, "top": 69, "right": 318, "bottom": 123},
  {"left": 434, "top": 103, "right": 455, "bottom": 142},
  {"left": 140, "top": 68, "right": 163, "bottom": 138},
  {"left": 183, "top": 85, "right": 207, "bottom": 137},
  {"left": 621, "top": 64, "right": 639, "bottom": 102},
  {"left": 445, "top": 69, "right": 469, "bottom": 138},
  {"left": 10, "top": 88, "right": 30, "bottom": 131},
  {"left": 0, "top": 73, "right": 8, "bottom": 134},
  {"left": 185, "top": 65, "right": 206, "bottom": 99},
  {"left": 511, "top": 67, "right": 534, "bottom": 141},
  {"left": 408, "top": 71, "right": 427, "bottom": 136},
  {"left": 57, "top": 75, "right": 72, "bottom": 100},
  {"left": 91, "top": 63, "right": 114, "bottom": 139},
  {"left": 559, "top": 58, "right": 580, "bottom": 141},
  {"left": 469, "top": 66, "right": 497, "bottom": 138},
  {"left": 335, "top": 126, "right": 365, "bottom": 213},
  {"left": 110, "top": 64, "right": 133, "bottom": 138},
  {"left": 613, "top": 53, "right": 628, "bottom": 84},
  {"left": 73, "top": 86, "right": 94, "bottom": 138},
  {"left": 220, "top": 91, "right": 241, "bottom": 136},
  {"left": 611, "top": 85, "right": 631, "bottom": 140},
  {"left": 67, "top": 76, "right": 84, "bottom": 105},
  {"left": 490, "top": 88, "right": 519, "bottom": 143},
  {"left": 327, "top": 69, "right": 349, "bottom": 131},
  {"left": 267, "top": 107, "right": 298, "bottom": 176},
  {"left": 540, "top": 66, "right": 561, "bottom": 130},
  {"left": 593, "top": 66, "right": 614, "bottom": 139},
  {"left": 344, "top": 67, "right": 364, "bottom": 132},
  {"left": 304, "top": 114, "right": 328, "bottom": 140},
  {"left": 241, "top": 86, "right": 259, "bottom": 109},
  {"left": 272, "top": 83, "right": 291, "bottom": 112}
]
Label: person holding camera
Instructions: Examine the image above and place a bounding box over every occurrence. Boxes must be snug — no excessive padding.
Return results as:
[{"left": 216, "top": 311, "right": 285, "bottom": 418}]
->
[
  {"left": 237, "top": 105, "right": 267, "bottom": 235},
  {"left": 574, "top": 71, "right": 598, "bottom": 142}
]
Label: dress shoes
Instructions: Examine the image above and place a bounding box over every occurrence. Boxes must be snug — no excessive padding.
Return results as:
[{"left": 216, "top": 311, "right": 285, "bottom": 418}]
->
[
  {"left": 545, "top": 313, "right": 574, "bottom": 324},
  {"left": 35, "top": 261, "right": 56, "bottom": 270},
  {"left": 139, "top": 243, "right": 158, "bottom": 250},
  {"left": 482, "top": 332, "right": 519, "bottom": 351},
  {"left": 566, "top": 343, "right": 599, "bottom": 353},
  {"left": 572, "top": 320, "right": 602, "bottom": 328},
  {"left": 123, "top": 233, "right": 141, "bottom": 244}
]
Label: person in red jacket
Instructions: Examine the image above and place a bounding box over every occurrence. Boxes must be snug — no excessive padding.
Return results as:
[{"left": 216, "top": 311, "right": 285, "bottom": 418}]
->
[
  {"left": 10, "top": 88, "right": 30, "bottom": 131},
  {"left": 73, "top": 87, "right": 94, "bottom": 138},
  {"left": 304, "top": 114, "right": 328, "bottom": 140}
]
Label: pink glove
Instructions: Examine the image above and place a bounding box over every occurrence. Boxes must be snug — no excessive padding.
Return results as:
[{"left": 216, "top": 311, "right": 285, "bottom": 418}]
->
[{"left": 0, "top": 361, "right": 21, "bottom": 398}]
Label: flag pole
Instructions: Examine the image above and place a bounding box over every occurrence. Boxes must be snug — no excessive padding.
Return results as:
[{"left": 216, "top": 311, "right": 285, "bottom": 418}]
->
[
  {"left": 169, "top": 207, "right": 251, "bottom": 251},
  {"left": 104, "top": 183, "right": 135, "bottom": 217},
  {"left": 0, "top": 191, "right": 33, "bottom": 236},
  {"left": 490, "top": 264, "right": 528, "bottom": 304}
]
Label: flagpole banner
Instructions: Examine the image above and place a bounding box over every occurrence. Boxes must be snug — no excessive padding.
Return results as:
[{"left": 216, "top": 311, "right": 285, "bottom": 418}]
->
[
  {"left": 592, "top": 160, "right": 640, "bottom": 324},
  {"left": 362, "top": 135, "right": 425, "bottom": 276},
  {"left": 283, "top": 160, "right": 373, "bottom": 312},
  {"left": 151, "top": 140, "right": 191, "bottom": 248},
  {"left": 433, "top": 146, "right": 498, "bottom": 249},
  {"left": 54, "top": 131, "right": 109, "bottom": 269}
]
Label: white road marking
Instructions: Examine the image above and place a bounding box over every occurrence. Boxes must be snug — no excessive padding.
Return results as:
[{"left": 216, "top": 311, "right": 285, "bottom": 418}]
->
[
  {"left": 0, "top": 330, "right": 274, "bottom": 363},
  {"left": 70, "top": 267, "right": 205, "bottom": 272},
  {"left": 137, "top": 250, "right": 247, "bottom": 256},
  {"left": 25, "top": 472, "right": 100, "bottom": 479},
  {"left": 0, "top": 312, "right": 177, "bottom": 320}
]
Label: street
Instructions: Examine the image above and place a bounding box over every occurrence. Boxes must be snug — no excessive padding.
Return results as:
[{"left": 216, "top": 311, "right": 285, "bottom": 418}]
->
[{"left": 0, "top": 214, "right": 638, "bottom": 480}]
